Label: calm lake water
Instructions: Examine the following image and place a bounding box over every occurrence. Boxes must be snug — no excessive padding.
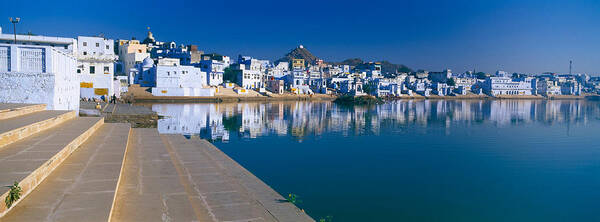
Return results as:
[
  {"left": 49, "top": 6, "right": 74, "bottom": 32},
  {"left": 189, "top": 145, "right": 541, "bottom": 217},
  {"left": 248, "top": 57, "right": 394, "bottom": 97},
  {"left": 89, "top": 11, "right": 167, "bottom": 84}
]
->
[{"left": 151, "top": 100, "right": 600, "bottom": 221}]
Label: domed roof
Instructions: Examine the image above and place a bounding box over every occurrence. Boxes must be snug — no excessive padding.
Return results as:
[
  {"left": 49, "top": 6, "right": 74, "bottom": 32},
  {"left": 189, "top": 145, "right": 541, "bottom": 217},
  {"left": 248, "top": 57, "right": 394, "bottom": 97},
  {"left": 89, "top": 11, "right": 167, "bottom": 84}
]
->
[
  {"left": 142, "top": 57, "right": 154, "bottom": 68},
  {"left": 142, "top": 27, "right": 156, "bottom": 45}
]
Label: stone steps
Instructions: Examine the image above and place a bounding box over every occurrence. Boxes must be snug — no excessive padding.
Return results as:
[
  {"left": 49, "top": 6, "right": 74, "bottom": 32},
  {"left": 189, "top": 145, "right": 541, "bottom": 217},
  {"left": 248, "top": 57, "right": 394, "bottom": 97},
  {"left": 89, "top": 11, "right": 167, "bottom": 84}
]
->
[
  {"left": 0, "top": 117, "right": 104, "bottom": 217},
  {"left": 1, "top": 123, "right": 130, "bottom": 221},
  {"left": 0, "top": 103, "right": 313, "bottom": 222},
  {"left": 0, "top": 104, "right": 47, "bottom": 120},
  {"left": 0, "top": 110, "right": 76, "bottom": 149}
]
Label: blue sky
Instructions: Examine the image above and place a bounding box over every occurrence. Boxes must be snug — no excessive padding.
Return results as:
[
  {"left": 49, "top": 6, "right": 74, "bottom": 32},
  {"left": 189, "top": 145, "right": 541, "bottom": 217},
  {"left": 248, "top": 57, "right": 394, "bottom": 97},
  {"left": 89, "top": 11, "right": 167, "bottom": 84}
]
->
[{"left": 2, "top": 0, "right": 599, "bottom": 74}]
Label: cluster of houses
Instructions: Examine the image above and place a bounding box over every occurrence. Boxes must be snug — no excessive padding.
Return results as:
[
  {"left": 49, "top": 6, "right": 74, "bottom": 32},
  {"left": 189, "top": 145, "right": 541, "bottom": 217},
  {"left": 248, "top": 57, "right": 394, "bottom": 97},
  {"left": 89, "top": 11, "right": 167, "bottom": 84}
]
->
[
  {"left": 368, "top": 69, "right": 589, "bottom": 98},
  {"left": 1, "top": 27, "right": 600, "bottom": 111}
]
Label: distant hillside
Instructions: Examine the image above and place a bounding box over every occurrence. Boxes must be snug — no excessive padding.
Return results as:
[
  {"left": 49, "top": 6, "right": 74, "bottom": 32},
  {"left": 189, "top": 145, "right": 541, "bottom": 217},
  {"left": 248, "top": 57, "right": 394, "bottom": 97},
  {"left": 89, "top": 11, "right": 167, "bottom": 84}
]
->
[
  {"left": 334, "top": 58, "right": 413, "bottom": 74},
  {"left": 276, "top": 46, "right": 413, "bottom": 74},
  {"left": 332, "top": 58, "right": 363, "bottom": 67},
  {"left": 275, "top": 45, "right": 318, "bottom": 65}
]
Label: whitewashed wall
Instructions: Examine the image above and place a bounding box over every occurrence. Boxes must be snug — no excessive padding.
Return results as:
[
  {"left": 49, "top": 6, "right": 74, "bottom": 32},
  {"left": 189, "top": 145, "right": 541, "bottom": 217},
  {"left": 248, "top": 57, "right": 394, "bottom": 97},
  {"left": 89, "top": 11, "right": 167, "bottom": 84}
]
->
[{"left": 0, "top": 44, "right": 79, "bottom": 111}]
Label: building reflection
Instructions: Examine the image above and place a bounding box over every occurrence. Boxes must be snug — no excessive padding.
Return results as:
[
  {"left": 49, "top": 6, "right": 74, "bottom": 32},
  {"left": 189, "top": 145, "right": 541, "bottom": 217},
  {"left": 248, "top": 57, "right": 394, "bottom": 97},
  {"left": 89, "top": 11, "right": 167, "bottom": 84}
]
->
[{"left": 152, "top": 100, "right": 600, "bottom": 142}]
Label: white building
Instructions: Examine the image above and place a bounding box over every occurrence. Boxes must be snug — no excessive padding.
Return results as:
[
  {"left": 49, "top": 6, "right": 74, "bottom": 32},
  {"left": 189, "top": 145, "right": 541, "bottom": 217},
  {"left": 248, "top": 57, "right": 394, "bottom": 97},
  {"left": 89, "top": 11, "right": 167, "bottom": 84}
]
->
[
  {"left": 267, "top": 62, "right": 289, "bottom": 78},
  {"left": 0, "top": 29, "right": 77, "bottom": 54},
  {"left": 364, "top": 62, "right": 382, "bottom": 78},
  {"left": 537, "top": 79, "right": 561, "bottom": 96},
  {"left": 238, "top": 65, "right": 264, "bottom": 89},
  {"left": 133, "top": 57, "right": 214, "bottom": 96},
  {"left": 339, "top": 78, "right": 366, "bottom": 96},
  {"left": 235, "top": 56, "right": 267, "bottom": 89},
  {"left": 117, "top": 39, "right": 150, "bottom": 76},
  {"left": 429, "top": 69, "right": 452, "bottom": 83},
  {"left": 199, "top": 59, "right": 226, "bottom": 86},
  {"left": 453, "top": 77, "right": 476, "bottom": 91},
  {"left": 484, "top": 77, "right": 534, "bottom": 96},
  {"left": 0, "top": 43, "right": 79, "bottom": 110},
  {"left": 288, "top": 68, "right": 308, "bottom": 88},
  {"left": 376, "top": 80, "right": 401, "bottom": 97},
  {"left": 77, "top": 36, "right": 117, "bottom": 99}
]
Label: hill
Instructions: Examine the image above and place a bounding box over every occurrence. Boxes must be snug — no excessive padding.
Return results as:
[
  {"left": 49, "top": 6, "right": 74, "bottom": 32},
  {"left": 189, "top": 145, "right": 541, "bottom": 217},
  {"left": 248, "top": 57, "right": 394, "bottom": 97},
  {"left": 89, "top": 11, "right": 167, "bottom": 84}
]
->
[
  {"left": 334, "top": 58, "right": 413, "bottom": 74},
  {"left": 275, "top": 46, "right": 413, "bottom": 74},
  {"left": 275, "top": 45, "right": 318, "bottom": 65}
]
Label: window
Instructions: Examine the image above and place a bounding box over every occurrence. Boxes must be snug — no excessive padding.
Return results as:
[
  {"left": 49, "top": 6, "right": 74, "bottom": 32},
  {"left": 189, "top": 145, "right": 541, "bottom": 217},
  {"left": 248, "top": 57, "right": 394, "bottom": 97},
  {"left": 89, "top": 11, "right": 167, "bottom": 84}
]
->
[
  {"left": 64, "top": 46, "right": 68, "bottom": 49},
  {"left": 90, "top": 66, "right": 95, "bottom": 74},
  {"left": 104, "top": 66, "right": 109, "bottom": 73},
  {"left": 106, "top": 45, "right": 109, "bottom": 50},
  {"left": 83, "top": 51, "right": 87, "bottom": 55},
  {"left": 83, "top": 42, "right": 87, "bottom": 46},
  {"left": 96, "top": 43, "right": 99, "bottom": 47},
  {"left": 77, "top": 69, "right": 81, "bottom": 74}
]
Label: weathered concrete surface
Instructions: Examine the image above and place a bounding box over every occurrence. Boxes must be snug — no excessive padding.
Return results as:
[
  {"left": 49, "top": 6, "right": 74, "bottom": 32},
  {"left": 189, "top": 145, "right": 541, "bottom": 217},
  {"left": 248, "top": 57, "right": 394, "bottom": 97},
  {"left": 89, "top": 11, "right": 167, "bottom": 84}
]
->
[
  {"left": 111, "top": 129, "right": 313, "bottom": 222},
  {"left": 110, "top": 128, "right": 207, "bottom": 221},
  {"left": 0, "top": 110, "right": 76, "bottom": 148},
  {"left": 0, "top": 117, "right": 104, "bottom": 217},
  {"left": 187, "top": 138, "right": 314, "bottom": 222},
  {"left": 0, "top": 104, "right": 46, "bottom": 120},
  {"left": 1, "top": 123, "right": 130, "bottom": 222},
  {"left": 80, "top": 101, "right": 158, "bottom": 128}
]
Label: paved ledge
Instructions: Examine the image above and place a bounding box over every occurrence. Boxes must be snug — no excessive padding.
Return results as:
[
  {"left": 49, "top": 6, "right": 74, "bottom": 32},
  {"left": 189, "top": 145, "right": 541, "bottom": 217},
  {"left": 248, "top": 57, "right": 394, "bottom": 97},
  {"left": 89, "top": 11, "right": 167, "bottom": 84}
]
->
[
  {"left": 0, "top": 117, "right": 104, "bottom": 217},
  {"left": 190, "top": 138, "right": 314, "bottom": 222},
  {"left": 0, "top": 104, "right": 36, "bottom": 111},
  {"left": 1, "top": 123, "right": 130, "bottom": 222},
  {"left": 111, "top": 129, "right": 313, "bottom": 222},
  {"left": 80, "top": 101, "right": 158, "bottom": 128},
  {"left": 0, "top": 104, "right": 46, "bottom": 120},
  {"left": 111, "top": 128, "right": 206, "bottom": 221},
  {"left": 0, "top": 110, "right": 76, "bottom": 148}
]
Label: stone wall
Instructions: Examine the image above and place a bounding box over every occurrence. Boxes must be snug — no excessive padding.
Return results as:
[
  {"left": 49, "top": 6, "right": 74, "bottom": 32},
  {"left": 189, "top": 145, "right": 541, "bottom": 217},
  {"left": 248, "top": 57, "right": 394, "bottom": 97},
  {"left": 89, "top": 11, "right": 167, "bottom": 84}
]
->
[{"left": 0, "top": 72, "right": 56, "bottom": 108}]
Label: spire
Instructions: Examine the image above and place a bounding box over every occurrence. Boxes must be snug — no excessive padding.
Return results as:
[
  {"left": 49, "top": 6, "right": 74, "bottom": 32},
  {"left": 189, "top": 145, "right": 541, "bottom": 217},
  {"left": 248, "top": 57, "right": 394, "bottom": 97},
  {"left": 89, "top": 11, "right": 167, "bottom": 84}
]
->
[
  {"left": 146, "top": 26, "right": 154, "bottom": 40},
  {"left": 142, "top": 26, "right": 155, "bottom": 44}
]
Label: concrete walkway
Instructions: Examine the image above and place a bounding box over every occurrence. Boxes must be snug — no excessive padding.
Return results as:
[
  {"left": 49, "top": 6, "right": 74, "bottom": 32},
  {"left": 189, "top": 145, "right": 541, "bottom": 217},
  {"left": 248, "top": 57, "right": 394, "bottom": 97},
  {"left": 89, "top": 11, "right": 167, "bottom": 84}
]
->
[
  {"left": 0, "top": 110, "right": 75, "bottom": 148},
  {"left": 0, "top": 104, "right": 46, "bottom": 120},
  {"left": 111, "top": 129, "right": 313, "bottom": 222},
  {"left": 100, "top": 103, "right": 154, "bottom": 116},
  {"left": 80, "top": 101, "right": 158, "bottom": 128},
  {"left": 110, "top": 128, "right": 207, "bottom": 221},
  {"left": 187, "top": 138, "right": 314, "bottom": 222},
  {"left": 0, "top": 117, "right": 103, "bottom": 188},
  {"left": 0, "top": 110, "right": 71, "bottom": 135},
  {"left": 0, "top": 103, "right": 35, "bottom": 111},
  {"left": 1, "top": 123, "right": 130, "bottom": 221}
]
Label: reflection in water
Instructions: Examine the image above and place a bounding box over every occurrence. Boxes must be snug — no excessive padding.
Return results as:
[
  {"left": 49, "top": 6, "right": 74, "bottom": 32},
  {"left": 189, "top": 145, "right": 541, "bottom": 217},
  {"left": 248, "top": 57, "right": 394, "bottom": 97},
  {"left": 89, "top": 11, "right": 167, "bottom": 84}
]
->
[
  {"left": 153, "top": 100, "right": 599, "bottom": 141},
  {"left": 152, "top": 100, "right": 600, "bottom": 221}
]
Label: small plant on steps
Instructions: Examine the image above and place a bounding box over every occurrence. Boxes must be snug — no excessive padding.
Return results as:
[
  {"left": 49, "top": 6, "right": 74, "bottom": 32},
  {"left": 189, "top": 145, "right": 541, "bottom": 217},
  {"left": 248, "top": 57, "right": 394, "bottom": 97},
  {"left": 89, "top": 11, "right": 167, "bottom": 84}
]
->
[
  {"left": 319, "top": 215, "right": 333, "bottom": 222},
  {"left": 5, "top": 181, "right": 22, "bottom": 208},
  {"left": 286, "top": 193, "right": 302, "bottom": 205}
]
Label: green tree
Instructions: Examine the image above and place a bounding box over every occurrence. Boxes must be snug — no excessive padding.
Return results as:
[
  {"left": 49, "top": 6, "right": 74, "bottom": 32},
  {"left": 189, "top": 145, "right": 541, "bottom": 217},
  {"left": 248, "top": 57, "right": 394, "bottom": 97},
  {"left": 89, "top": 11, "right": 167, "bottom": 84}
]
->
[
  {"left": 363, "top": 83, "right": 377, "bottom": 95},
  {"left": 475, "top": 72, "right": 487, "bottom": 79},
  {"left": 222, "top": 115, "right": 242, "bottom": 132},
  {"left": 223, "top": 67, "right": 238, "bottom": 84},
  {"left": 446, "top": 78, "right": 456, "bottom": 86}
]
